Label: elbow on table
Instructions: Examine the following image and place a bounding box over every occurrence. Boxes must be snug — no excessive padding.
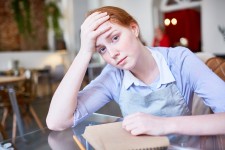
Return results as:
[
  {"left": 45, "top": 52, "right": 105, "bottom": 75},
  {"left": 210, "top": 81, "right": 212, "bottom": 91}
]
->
[
  {"left": 46, "top": 116, "right": 70, "bottom": 131},
  {"left": 46, "top": 122, "right": 64, "bottom": 131}
]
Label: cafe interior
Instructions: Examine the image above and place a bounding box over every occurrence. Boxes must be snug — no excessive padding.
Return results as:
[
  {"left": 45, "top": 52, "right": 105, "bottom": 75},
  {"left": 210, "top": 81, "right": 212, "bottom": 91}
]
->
[{"left": 0, "top": 0, "right": 225, "bottom": 149}]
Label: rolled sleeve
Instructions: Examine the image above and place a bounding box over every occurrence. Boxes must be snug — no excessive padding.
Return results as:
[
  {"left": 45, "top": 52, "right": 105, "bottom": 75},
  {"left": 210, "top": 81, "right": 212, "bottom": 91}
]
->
[
  {"left": 72, "top": 100, "right": 89, "bottom": 127},
  {"left": 72, "top": 65, "right": 123, "bottom": 126},
  {"left": 172, "top": 47, "right": 225, "bottom": 112},
  {"left": 157, "top": 46, "right": 225, "bottom": 113}
]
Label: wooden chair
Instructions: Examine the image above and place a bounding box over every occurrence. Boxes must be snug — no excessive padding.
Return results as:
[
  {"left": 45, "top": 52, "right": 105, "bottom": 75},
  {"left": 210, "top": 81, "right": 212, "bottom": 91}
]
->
[
  {"left": 15, "top": 70, "right": 45, "bottom": 135},
  {"left": 0, "top": 88, "right": 9, "bottom": 140},
  {"left": 0, "top": 124, "right": 8, "bottom": 140},
  {"left": 205, "top": 57, "right": 225, "bottom": 81},
  {"left": 0, "top": 69, "right": 44, "bottom": 140}
]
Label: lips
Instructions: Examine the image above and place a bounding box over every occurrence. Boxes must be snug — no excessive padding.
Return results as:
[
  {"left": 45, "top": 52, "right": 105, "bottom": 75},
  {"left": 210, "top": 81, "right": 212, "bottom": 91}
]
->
[{"left": 117, "top": 56, "right": 127, "bottom": 65}]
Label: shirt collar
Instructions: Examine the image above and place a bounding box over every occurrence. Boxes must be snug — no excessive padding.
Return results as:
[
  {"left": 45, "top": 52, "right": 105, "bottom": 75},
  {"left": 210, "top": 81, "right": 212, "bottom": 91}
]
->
[
  {"left": 150, "top": 47, "right": 175, "bottom": 88},
  {"left": 123, "top": 47, "right": 175, "bottom": 90},
  {"left": 123, "top": 70, "right": 145, "bottom": 89}
]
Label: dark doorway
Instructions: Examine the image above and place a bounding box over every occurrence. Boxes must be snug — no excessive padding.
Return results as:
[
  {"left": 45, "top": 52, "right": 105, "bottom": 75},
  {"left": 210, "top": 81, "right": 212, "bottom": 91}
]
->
[{"left": 164, "top": 9, "right": 201, "bottom": 52}]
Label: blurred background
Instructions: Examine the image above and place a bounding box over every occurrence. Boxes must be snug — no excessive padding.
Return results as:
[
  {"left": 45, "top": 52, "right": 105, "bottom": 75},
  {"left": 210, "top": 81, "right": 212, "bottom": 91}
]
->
[
  {"left": 0, "top": 0, "right": 225, "bottom": 141},
  {"left": 0, "top": 0, "right": 225, "bottom": 71}
]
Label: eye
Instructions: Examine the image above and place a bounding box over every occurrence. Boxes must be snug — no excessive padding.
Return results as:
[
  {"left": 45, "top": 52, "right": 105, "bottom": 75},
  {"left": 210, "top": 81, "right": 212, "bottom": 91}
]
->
[
  {"left": 112, "top": 35, "right": 119, "bottom": 42},
  {"left": 98, "top": 47, "right": 107, "bottom": 54}
]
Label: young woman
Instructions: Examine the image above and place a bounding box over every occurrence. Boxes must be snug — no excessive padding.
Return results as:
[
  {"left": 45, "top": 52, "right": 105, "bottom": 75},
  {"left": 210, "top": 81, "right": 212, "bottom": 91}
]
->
[{"left": 46, "top": 6, "right": 225, "bottom": 136}]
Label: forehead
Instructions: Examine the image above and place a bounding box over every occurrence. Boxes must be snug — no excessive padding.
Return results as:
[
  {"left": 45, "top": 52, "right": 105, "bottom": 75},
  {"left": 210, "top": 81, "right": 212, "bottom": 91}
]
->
[{"left": 97, "top": 21, "right": 123, "bottom": 39}]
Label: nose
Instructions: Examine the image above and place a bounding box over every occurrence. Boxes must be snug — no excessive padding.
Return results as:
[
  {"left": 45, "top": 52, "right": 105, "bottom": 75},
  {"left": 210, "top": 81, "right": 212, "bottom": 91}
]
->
[{"left": 108, "top": 47, "right": 120, "bottom": 58}]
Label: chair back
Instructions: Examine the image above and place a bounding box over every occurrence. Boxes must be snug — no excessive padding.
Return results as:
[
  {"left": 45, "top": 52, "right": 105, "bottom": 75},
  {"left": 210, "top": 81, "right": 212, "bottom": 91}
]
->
[
  {"left": 51, "top": 64, "right": 65, "bottom": 82},
  {"left": 22, "top": 69, "right": 39, "bottom": 100},
  {"left": 205, "top": 57, "right": 225, "bottom": 81}
]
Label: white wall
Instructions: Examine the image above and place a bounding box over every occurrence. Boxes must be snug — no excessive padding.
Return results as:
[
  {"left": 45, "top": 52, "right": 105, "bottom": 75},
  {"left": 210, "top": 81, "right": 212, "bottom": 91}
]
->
[{"left": 202, "top": 0, "right": 225, "bottom": 54}]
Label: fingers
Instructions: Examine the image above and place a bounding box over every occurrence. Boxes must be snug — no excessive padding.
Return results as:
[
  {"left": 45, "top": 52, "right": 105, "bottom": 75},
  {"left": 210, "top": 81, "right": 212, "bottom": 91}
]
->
[
  {"left": 122, "top": 113, "right": 166, "bottom": 136},
  {"left": 122, "top": 112, "right": 145, "bottom": 135},
  {"left": 122, "top": 112, "right": 159, "bottom": 135},
  {"left": 81, "top": 12, "right": 109, "bottom": 32},
  {"left": 130, "top": 127, "right": 145, "bottom": 136},
  {"left": 122, "top": 120, "right": 147, "bottom": 136},
  {"left": 122, "top": 112, "right": 143, "bottom": 127},
  {"left": 90, "top": 13, "right": 110, "bottom": 31},
  {"left": 91, "top": 23, "right": 111, "bottom": 39},
  {"left": 123, "top": 121, "right": 145, "bottom": 135},
  {"left": 80, "top": 12, "right": 110, "bottom": 53},
  {"left": 82, "top": 12, "right": 101, "bottom": 29}
]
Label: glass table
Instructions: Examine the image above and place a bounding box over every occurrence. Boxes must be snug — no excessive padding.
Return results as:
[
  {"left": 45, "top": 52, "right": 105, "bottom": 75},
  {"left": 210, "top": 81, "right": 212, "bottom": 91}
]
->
[{"left": 1, "top": 113, "right": 225, "bottom": 150}]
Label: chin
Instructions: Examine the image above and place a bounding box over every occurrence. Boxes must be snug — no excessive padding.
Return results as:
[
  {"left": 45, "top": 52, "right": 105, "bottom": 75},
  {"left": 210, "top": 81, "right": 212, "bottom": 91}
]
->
[
  {"left": 121, "top": 63, "right": 136, "bottom": 71},
  {"left": 111, "top": 61, "right": 136, "bottom": 70}
]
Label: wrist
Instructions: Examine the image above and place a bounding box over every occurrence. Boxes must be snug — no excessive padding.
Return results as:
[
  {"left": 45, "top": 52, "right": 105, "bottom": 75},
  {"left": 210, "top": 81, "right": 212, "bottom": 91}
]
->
[
  {"left": 78, "top": 49, "right": 94, "bottom": 56},
  {"left": 76, "top": 49, "right": 94, "bottom": 60},
  {"left": 164, "top": 117, "right": 177, "bottom": 135},
  {"left": 71, "top": 50, "right": 93, "bottom": 67},
  {"left": 79, "top": 46, "right": 95, "bottom": 55}
]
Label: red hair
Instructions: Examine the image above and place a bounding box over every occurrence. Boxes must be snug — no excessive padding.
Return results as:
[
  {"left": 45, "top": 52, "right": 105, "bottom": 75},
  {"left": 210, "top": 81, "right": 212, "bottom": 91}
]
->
[
  {"left": 87, "top": 6, "right": 146, "bottom": 45},
  {"left": 87, "top": 6, "right": 138, "bottom": 27}
]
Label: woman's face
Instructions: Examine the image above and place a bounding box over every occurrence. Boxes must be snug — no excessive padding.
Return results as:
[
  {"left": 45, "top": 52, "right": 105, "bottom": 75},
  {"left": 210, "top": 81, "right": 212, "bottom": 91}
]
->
[{"left": 95, "top": 21, "right": 141, "bottom": 70}]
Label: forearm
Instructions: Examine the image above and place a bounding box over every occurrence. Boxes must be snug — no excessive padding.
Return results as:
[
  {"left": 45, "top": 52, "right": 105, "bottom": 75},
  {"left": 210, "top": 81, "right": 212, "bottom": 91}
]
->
[
  {"left": 165, "top": 112, "right": 225, "bottom": 135},
  {"left": 47, "top": 11, "right": 110, "bottom": 130},
  {"left": 46, "top": 51, "right": 93, "bottom": 130}
]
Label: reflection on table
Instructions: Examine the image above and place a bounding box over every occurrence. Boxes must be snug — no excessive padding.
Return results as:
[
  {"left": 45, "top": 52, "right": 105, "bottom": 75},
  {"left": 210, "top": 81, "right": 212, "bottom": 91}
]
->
[{"left": 1, "top": 113, "right": 225, "bottom": 150}]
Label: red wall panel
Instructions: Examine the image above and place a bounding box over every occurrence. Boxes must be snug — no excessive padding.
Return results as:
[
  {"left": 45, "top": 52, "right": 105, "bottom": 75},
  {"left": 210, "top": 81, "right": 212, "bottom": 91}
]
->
[{"left": 164, "top": 9, "right": 201, "bottom": 52}]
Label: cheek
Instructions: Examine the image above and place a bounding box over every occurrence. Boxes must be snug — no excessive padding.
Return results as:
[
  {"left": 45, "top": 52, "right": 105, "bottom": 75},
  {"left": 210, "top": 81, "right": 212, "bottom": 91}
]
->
[
  {"left": 121, "top": 32, "right": 138, "bottom": 48},
  {"left": 101, "top": 54, "right": 113, "bottom": 64},
  {"left": 117, "top": 36, "right": 133, "bottom": 50},
  {"left": 119, "top": 35, "right": 138, "bottom": 55}
]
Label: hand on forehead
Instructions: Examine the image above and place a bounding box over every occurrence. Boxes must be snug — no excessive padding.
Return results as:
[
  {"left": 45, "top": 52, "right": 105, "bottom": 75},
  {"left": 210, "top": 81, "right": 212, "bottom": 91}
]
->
[{"left": 96, "top": 20, "right": 111, "bottom": 31}]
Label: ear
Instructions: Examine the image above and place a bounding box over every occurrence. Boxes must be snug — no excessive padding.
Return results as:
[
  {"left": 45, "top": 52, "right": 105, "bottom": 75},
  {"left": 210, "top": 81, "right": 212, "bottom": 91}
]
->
[{"left": 130, "top": 23, "right": 139, "bottom": 37}]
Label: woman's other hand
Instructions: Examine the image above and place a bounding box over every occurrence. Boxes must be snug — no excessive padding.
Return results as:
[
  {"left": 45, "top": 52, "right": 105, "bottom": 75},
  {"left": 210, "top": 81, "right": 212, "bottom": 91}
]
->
[{"left": 122, "top": 112, "right": 168, "bottom": 136}]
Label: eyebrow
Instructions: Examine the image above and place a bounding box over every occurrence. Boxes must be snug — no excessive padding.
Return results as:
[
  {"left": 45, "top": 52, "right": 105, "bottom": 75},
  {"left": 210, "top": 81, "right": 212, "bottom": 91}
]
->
[{"left": 95, "top": 30, "right": 117, "bottom": 48}]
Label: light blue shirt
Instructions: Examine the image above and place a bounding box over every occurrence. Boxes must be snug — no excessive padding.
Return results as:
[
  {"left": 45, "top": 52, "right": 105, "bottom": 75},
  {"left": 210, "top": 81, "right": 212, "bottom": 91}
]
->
[
  {"left": 73, "top": 46, "right": 225, "bottom": 126},
  {"left": 123, "top": 47, "right": 175, "bottom": 89},
  {"left": 123, "top": 47, "right": 175, "bottom": 96}
]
